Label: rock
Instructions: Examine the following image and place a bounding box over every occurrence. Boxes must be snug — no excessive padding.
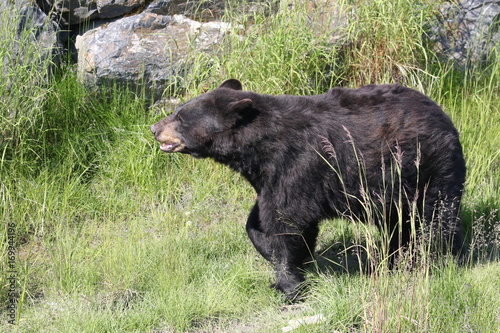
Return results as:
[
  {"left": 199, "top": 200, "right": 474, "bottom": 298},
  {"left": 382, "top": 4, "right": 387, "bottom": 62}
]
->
[
  {"left": 36, "top": 0, "right": 144, "bottom": 25},
  {"left": 36, "top": 0, "right": 99, "bottom": 26},
  {"left": 281, "top": 314, "right": 327, "bottom": 332},
  {"left": 428, "top": 0, "right": 500, "bottom": 68},
  {"left": 145, "top": 0, "right": 226, "bottom": 21},
  {"left": 144, "top": 0, "right": 177, "bottom": 16},
  {"left": 75, "top": 13, "right": 233, "bottom": 100},
  {"left": 96, "top": 0, "right": 144, "bottom": 19},
  {"left": 15, "top": 3, "right": 64, "bottom": 69},
  {"left": 144, "top": 0, "right": 274, "bottom": 22}
]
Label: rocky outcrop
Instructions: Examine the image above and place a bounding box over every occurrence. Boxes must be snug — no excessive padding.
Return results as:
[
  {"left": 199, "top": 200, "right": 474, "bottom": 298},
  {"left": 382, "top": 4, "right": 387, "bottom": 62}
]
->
[
  {"left": 75, "top": 13, "right": 232, "bottom": 100},
  {"left": 11, "top": 0, "right": 500, "bottom": 102},
  {"left": 35, "top": 0, "right": 227, "bottom": 26},
  {"left": 429, "top": 0, "right": 500, "bottom": 68}
]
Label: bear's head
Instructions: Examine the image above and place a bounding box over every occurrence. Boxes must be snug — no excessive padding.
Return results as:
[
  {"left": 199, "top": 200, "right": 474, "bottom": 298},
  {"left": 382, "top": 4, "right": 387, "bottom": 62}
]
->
[{"left": 150, "top": 79, "right": 254, "bottom": 158}]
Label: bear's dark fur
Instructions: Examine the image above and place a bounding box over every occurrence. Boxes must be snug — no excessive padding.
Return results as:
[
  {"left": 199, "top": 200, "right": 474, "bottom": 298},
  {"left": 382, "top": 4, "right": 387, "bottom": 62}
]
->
[{"left": 151, "top": 79, "right": 466, "bottom": 300}]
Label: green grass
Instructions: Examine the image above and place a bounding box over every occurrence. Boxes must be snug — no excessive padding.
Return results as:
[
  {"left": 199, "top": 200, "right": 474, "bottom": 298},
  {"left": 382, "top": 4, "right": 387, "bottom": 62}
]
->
[{"left": 1, "top": 1, "right": 499, "bottom": 332}]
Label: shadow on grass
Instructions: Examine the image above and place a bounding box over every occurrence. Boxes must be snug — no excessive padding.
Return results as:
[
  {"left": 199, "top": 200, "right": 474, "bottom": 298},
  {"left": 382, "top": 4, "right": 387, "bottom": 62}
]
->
[{"left": 306, "top": 236, "right": 373, "bottom": 277}]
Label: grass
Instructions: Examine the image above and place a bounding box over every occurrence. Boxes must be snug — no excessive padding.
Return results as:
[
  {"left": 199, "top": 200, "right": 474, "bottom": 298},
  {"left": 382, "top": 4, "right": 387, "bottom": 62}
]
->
[{"left": 1, "top": 0, "right": 499, "bottom": 332}]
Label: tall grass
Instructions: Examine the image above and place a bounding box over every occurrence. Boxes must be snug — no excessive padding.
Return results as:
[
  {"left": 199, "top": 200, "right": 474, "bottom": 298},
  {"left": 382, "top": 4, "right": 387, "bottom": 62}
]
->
[
  {"left": 440, "top": 59, "right": 500, "bottom": 261},
  {"left": 340, "top": 0, "right": 436, "bottom": 87},
  {"left": 1, "top": 0, "right": 499, "bottom": 332},
  {"left": 0, "top": 7, "right": 52, "bottom": 173}
]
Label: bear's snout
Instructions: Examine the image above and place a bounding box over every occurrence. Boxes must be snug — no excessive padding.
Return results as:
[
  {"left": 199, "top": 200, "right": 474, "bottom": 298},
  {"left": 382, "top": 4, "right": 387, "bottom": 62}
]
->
[
  {"left": 150, "top": 119, "right": 186, "bottom": 154},
  {"left": 150, "top": 123, "right": 159, "bottom": 135}
]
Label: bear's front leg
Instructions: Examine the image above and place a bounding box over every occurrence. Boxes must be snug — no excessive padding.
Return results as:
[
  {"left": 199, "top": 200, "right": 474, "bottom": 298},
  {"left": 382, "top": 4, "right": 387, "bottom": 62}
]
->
[
  {"left": 246, "top": 203, "right": 273, "bottom": 262},
  {"left": 270, "top": 235, "right": 309, "bottom": 301},
  {"left": 246, "top": 201, "right": 319, "bottom": 301},
  {"left": 269, "top": 223, "right": 320, "bottom": 300},
  {"left": 246, "top": 208, "right": 305, "bottom": 299}
]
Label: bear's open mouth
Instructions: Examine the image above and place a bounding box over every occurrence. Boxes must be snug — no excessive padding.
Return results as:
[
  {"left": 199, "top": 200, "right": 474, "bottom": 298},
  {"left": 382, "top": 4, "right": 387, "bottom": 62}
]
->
[{"left": 160, "top": 142, "right": 180, "bottom": 152}]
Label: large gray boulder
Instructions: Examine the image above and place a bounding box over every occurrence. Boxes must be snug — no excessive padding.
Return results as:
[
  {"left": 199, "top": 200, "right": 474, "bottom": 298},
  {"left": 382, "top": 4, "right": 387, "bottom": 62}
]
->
[
  {"left": 429, "top": 0, "right": 500, "bottom": 68},
  {"left": 75, "top": 13, "right": 233, "bottom": 100}
]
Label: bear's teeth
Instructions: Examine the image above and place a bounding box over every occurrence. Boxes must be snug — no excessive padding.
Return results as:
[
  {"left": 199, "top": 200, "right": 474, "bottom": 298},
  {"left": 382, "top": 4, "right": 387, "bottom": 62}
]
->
[{"left": 161, "top": 143, "right": 177, "bottom": 152}]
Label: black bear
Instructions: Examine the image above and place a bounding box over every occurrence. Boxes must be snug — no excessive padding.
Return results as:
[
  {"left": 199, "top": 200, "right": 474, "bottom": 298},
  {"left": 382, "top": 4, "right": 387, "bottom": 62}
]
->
[{"left": 150, "top": 79, "right": 465, "bottom": 300}]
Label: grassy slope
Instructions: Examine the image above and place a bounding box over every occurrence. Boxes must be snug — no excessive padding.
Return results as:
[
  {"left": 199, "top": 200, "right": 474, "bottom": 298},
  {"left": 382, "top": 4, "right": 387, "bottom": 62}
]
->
[{"left": 1, "top": 1, "right": 499, "bottom": 332}]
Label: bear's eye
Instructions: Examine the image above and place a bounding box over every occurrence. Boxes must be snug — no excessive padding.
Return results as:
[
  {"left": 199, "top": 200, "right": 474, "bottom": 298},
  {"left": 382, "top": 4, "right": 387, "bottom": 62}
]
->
[{"left": 176, "top": 113, "right": 183, "bottom": 122}]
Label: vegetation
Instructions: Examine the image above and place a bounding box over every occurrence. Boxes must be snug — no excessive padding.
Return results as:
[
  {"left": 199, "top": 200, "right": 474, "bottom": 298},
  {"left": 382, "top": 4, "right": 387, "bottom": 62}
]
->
[{"left": 1, "top": 0, "right": 499, "bottom": 332}]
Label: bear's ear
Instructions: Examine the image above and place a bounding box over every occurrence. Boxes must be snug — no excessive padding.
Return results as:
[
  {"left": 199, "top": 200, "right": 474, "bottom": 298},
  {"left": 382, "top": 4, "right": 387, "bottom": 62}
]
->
[
  {"left": 229, "top": 98, "right": 253, "bottom": 114},
  {"left": 219, "top": 79, "right": 243, "bottom": 91}
]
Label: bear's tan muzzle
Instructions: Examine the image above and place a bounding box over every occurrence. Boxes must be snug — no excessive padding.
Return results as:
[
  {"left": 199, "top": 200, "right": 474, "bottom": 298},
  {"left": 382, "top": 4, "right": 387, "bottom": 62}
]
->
[{"left": 150, "top": 120, "right": 185, "bottom": 153}]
